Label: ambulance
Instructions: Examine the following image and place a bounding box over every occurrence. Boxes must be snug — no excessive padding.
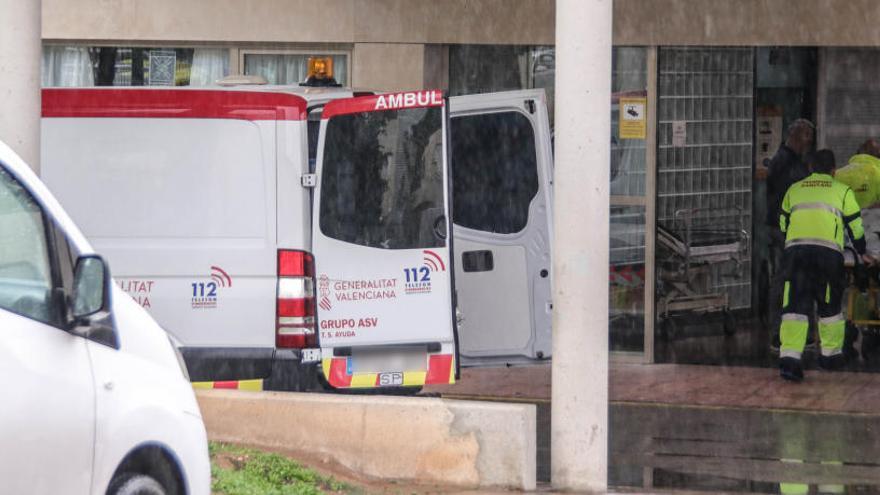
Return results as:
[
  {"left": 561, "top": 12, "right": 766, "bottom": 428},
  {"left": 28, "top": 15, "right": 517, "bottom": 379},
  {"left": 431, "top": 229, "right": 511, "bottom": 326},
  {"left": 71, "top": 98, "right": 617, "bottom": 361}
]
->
[{"left": 40, "top": 60, "right": 554, "bottom": 390}]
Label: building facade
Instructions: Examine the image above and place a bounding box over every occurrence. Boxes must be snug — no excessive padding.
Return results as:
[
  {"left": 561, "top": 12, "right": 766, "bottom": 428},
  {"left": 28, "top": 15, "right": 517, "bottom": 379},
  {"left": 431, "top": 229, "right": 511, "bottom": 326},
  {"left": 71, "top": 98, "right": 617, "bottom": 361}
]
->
[{"left": 41, "top": 0, "right": 880, "bottom": 365}]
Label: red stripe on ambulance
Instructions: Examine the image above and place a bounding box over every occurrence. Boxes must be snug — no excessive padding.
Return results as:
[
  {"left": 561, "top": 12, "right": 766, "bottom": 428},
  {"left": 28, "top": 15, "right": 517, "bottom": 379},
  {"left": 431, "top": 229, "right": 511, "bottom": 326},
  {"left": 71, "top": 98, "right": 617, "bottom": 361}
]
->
[
  {"left": 211, "top": 381, "right": 240, "bottom": 389},
  {"left": 322, "top": 90, "right": 443, "bottom": 119},
  {"left": 42, "top": 89, "right": 308, "bottom": 121},
  {"left": 425, "top": 354, "right": 454, "bottom": 384}
]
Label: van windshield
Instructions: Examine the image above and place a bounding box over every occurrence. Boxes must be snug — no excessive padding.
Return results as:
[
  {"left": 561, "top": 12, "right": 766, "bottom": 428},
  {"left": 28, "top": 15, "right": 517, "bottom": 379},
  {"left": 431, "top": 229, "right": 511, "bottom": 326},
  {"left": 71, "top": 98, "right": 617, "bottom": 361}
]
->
[{"left": 319, "top": 106, "right": 445, "bottom": 250}]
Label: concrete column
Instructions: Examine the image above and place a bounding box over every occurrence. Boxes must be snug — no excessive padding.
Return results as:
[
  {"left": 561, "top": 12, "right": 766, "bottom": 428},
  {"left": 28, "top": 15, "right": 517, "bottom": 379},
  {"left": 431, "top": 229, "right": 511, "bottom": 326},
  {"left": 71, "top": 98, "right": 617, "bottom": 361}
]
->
[
  {"left": 550, "top": 0, "right": 611, "bottom": 492},
  {"left": 0, "top": 0, "right": 41, "bottom": 171}
]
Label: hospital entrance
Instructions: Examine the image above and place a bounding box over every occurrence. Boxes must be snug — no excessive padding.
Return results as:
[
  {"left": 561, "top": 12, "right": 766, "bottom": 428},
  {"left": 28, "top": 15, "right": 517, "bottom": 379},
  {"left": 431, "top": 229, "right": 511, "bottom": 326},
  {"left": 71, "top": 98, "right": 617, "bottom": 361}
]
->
[
  {"left": 648, "top": 47, "right": 880, "bottom": 371},
  {"left": 446, "top": 44, "right": 880, "bottom": 368}
]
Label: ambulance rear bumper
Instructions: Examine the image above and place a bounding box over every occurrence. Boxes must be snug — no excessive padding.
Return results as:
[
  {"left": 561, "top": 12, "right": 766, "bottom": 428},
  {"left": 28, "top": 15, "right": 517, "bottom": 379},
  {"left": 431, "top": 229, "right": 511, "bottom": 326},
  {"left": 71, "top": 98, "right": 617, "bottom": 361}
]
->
[
  {"left": 182, "top": 346, "right": 275, "bottom": 381},
  {"left": 181, "top": 346, "right": 321, "bottom": 391}
]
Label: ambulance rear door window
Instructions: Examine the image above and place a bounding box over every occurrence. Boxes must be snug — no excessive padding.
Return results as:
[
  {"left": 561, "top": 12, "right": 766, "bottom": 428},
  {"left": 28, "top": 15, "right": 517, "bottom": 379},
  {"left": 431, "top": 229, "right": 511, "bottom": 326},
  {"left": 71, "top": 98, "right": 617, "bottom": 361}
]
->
[
  {"left": 451, "top": 111, "right": 538, "bottom": 234},
  {"left": 319, "top": 106, "right": 445, "bottom": 249}
]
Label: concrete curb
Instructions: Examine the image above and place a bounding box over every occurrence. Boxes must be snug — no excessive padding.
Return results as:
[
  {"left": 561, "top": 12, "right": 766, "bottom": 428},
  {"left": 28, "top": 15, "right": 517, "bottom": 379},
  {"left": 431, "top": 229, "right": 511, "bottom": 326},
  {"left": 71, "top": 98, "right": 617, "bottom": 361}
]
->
[{"left": 196, "top": 389, "right": 536, "bottom": 490}]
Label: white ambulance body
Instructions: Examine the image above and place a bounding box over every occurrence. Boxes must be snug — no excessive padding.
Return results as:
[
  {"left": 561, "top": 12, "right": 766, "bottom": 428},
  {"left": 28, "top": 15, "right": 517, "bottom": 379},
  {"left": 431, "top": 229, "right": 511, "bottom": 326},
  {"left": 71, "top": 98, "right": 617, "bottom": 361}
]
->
[{"left": 41, "top": 85, "right": 552, "bottom": 390}]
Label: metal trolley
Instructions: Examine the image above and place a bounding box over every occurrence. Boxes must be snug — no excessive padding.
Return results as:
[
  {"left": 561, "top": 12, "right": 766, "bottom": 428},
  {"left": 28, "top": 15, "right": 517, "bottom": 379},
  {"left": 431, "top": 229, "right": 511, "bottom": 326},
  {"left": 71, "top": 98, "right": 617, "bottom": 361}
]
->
[{"left": 656, "top": 208, "right": 750, "bottom": 339}]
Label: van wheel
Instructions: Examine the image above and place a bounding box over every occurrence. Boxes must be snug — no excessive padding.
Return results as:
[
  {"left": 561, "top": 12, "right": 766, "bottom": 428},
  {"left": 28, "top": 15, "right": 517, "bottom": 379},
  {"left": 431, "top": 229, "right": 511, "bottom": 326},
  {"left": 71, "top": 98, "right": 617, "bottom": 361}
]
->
[{"left": 108, "top": 473, "right": 166, "bottom": 495}]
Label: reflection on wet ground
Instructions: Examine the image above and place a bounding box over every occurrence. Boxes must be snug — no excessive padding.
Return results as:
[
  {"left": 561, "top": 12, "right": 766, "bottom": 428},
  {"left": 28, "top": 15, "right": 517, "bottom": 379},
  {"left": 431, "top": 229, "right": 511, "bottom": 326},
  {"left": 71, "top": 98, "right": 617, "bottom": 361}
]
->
[
  {"left": 430, "top": 360, "right": 880, "bottom": 491},
  {"left": 531, "top": 401, "right": 880, "bottom": 492}
]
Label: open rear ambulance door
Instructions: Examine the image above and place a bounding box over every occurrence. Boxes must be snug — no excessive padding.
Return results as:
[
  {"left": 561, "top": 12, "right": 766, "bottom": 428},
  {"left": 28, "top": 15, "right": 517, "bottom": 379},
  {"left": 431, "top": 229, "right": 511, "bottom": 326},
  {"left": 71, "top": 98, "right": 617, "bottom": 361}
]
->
[
  {"left": 448, "top": 90, "right": 554, "bottom": 364},
  {"left": 312, "top": 90, "right": 457, "bottom": 389}
]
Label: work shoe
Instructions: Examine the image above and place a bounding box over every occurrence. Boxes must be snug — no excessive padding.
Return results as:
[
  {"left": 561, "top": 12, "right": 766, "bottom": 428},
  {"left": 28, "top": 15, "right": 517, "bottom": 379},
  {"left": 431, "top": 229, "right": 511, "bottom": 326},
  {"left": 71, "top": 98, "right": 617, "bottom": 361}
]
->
[
  {"left": 818, "top": 354, "right": 847, "bottom": 371},
  {"left": 779, "top": 357, "right": 804, "bottom": 382}
]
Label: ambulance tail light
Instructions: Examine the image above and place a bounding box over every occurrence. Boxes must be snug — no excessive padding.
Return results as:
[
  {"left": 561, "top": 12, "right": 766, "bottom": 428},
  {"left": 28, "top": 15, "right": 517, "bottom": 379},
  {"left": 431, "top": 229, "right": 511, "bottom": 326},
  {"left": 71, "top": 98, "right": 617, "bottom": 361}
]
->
[{"left": 276, "top": 250, "right": 316, "bottom": 348}]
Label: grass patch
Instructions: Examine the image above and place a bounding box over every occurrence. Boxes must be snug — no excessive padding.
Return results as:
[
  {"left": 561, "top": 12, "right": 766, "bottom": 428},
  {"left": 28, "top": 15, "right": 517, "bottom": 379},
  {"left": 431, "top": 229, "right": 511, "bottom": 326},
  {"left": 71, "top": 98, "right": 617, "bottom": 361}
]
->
[{"left": 210, "top": 442, "right": 359, "bottom": 495}]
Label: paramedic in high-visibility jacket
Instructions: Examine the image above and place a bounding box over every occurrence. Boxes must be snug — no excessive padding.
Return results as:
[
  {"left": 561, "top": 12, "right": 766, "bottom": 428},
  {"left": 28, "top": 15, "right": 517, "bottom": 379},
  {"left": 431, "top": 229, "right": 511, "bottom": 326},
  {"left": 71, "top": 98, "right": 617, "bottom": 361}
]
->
[
  {"left": 835, "top": 139, "right": 880, "bottom": 210},
  {"left": 778, "top": 149, "right": 873, "bottom": 381}
]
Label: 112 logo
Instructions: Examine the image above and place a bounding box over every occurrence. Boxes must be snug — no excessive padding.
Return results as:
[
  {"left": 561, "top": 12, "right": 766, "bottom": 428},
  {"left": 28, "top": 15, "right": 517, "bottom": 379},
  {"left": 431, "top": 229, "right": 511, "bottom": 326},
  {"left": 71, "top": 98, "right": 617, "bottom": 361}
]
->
[{"left": 191, "top": 266, "right": 232, "bottom": 309}]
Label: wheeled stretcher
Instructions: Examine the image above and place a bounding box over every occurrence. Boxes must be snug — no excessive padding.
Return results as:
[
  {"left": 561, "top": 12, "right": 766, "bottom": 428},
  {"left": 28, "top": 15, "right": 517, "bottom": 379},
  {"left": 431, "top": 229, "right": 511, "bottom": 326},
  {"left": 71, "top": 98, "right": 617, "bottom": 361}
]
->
[{"left": 656, "top": 208, "right": 750, "bottom": 339}]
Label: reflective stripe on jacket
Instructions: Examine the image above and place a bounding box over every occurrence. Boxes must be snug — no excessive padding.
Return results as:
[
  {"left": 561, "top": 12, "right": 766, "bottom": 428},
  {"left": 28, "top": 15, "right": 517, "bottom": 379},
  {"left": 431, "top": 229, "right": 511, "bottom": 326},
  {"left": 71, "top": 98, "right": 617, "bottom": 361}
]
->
[{"left": 780, "top": 173, "right": 866, "bottom": 254}]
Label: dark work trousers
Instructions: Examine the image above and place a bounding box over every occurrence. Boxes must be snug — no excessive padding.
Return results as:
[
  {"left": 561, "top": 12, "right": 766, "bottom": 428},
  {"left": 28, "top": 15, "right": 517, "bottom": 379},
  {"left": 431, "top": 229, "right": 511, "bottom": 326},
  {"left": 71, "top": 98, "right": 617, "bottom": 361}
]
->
[
  {"left": 779, "top": 245, "right": 846, "bottom": 360},
  {"left": 768, "top": 228, "right": 787, "bottom": 344}
]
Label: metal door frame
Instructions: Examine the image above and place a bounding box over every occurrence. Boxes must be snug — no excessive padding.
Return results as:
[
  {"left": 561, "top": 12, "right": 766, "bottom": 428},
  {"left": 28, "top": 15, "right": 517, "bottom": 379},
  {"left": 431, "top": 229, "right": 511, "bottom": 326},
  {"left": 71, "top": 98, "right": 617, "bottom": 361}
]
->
[{"left": 609, "top": 46, "right": 657, "bottom": 365}]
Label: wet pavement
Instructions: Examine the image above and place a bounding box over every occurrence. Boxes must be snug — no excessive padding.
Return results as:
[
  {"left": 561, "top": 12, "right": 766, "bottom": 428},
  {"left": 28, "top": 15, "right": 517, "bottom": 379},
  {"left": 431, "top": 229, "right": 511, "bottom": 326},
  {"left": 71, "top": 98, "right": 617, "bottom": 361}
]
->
[
  {"left": 426, "top": 363, "right": 880, "bottom": 492},
  {"left": 467, "top": 398, "right": 880, "bottom": 492}
]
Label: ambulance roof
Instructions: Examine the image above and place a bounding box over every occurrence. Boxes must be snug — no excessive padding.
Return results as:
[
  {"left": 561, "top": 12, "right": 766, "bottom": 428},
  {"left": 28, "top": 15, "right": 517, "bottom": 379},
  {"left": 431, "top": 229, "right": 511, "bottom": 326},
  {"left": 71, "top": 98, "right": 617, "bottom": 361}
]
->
[
  {"left": 247, "top": 85, "right": 356, "bottom": 105},
  {"left": 41, "top": 85, "right": 360, "bottom": 121}
]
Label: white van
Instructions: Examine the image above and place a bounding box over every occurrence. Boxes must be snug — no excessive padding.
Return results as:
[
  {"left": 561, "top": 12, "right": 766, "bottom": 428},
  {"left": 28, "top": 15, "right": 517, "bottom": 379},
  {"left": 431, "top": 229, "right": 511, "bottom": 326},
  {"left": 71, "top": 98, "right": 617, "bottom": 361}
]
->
[
  {"left": 41, "top": 78, "right": 553, "bottom": 390},
  {"left": 0, "top": 141, "right": 209, "bottom": 494}
]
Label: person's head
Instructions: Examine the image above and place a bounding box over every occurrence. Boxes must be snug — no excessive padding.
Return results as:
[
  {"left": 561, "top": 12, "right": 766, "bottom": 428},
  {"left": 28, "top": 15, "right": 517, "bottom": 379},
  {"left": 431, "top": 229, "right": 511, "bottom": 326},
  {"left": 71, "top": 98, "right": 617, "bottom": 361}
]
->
[
  {"left": 785, "top": 118, "right": 815, "bottom": 156},
  {"left": 857, "top": 138, "right": 880, "bottom": 158},
  {"left": 807, "top": 149, "right": 836, "bottom": 175}
]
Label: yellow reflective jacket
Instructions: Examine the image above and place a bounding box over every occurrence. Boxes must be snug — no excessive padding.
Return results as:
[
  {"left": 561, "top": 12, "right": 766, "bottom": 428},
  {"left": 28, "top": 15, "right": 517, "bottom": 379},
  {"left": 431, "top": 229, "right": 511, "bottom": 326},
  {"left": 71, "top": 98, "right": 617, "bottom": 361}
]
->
[
  {"left": 834, "top": 153, "right": 880, "bottom": 208},
  {"left": 780, "top": 173, "right": 866, "bottom": 254}
]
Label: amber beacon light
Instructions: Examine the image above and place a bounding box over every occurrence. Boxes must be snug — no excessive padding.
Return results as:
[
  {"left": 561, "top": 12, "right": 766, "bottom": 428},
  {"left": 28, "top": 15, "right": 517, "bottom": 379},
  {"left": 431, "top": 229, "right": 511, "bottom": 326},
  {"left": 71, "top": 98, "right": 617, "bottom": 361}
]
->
[{"left": 302, "top": 56, "right": 340, "bottom": 87}]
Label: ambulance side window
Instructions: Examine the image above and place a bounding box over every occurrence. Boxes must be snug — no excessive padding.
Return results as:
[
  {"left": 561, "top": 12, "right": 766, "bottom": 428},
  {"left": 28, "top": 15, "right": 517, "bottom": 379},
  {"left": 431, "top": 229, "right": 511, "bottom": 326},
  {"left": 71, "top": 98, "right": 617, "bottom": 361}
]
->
[{"left": 451, "top": 111, "right": 539, "bottom": 234}]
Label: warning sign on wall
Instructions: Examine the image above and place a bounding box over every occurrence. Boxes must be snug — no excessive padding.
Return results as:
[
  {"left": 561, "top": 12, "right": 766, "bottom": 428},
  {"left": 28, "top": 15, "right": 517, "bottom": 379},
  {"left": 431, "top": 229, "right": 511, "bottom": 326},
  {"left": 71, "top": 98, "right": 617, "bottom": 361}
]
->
[
  {"left": 672, "top": 121, "right": 687, "bottom": 148},
  {"left": 619, "top": 97, "right": 647, "bottom": 139}
]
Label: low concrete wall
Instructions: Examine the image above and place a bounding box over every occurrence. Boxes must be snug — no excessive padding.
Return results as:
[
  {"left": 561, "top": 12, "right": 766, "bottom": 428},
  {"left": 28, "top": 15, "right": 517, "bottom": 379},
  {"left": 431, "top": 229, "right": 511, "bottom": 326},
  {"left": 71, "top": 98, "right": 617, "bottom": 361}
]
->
[{"left": 196, "top": 389, "right": 536, "bottom": 490}]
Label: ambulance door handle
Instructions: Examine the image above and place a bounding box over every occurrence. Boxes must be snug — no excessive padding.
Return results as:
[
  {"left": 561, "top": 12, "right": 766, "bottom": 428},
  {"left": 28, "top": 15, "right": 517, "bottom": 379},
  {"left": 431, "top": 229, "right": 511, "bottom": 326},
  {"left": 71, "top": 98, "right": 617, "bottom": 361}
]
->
[
  {"left": 433, "top": 215, "right": 447, "bottom": 240},
  {"left": 462, "top": 250, "right": 494, "bottom": 272}
]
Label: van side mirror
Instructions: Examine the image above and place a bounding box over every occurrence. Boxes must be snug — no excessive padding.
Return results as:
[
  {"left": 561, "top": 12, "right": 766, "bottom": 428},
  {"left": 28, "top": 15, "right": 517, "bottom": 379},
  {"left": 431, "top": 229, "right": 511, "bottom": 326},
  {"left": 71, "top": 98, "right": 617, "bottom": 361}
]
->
[
  {"left": 70, "top": 255, "right": 118, "bottom": 348},
  {"left": 72, "top": 256, "right": 107, "bottom": 317}
]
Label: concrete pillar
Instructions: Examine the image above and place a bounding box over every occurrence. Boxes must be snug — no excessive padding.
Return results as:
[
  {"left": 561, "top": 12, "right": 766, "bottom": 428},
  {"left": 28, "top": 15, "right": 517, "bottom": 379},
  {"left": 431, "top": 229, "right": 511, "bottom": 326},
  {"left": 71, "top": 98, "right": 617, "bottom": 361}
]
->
[
  {"left": 0, "top": 0, "right": 41, "bottom": 171},
  {"left": 550, "top": 0, "right": 611, "bottom": 492}
]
